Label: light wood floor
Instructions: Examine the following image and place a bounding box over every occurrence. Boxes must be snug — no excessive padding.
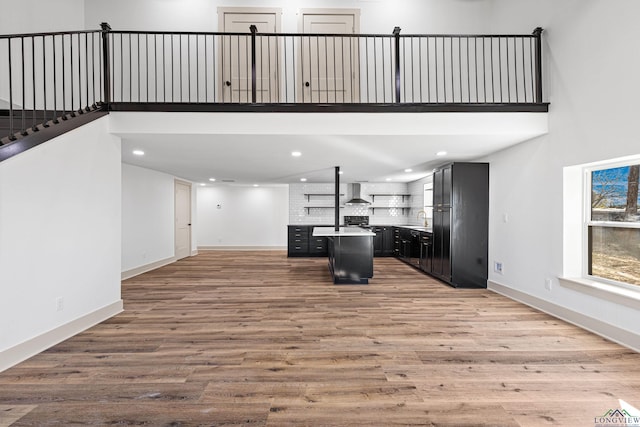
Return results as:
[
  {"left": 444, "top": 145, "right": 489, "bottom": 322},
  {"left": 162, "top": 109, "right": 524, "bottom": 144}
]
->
[{"left": 2, "top": 251, "right": 640, "bottom": 426}]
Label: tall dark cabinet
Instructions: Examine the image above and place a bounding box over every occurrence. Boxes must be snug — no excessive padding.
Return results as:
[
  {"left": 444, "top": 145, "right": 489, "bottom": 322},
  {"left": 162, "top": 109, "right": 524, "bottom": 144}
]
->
[{"left": 432, "top": 162, "right": 489, "bottom": 288}]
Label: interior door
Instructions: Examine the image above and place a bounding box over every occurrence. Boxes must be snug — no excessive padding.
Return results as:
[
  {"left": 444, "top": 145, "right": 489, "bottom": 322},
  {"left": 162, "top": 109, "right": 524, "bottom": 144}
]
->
[
  {"left": 175, "top": 180, "right": 192, "bottom": 260},
  {"left": 300, "top": 10, "right": 360, "bottom": 103},
  {"left": 219, "top": 9, "right": 280, "bottom": 102}
]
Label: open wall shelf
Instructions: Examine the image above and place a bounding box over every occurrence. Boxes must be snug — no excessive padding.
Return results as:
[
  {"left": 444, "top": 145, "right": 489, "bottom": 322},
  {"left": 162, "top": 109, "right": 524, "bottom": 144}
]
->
[
  {"left": 369, "top": 194, "right": 412, "bottom": 202},
  {"left": 304, "top": 193, "right": 344, "bottom": 201}
]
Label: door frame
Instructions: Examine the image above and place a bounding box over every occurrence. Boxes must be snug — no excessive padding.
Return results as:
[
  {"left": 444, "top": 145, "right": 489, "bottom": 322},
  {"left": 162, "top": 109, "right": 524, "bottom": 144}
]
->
[
  {"left": 174, "top": 179, "right": 192, "bottom": 260},
  {"left": 297, "top": 8, "right": 361, "bottom": 103},
  {"left": 217, "top": 7, "right": 282, "bottom": 102}
]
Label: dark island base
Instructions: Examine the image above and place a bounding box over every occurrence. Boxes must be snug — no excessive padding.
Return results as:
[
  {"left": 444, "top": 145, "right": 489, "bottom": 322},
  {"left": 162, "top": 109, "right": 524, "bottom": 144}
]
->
[{"left": 327, "top": 235, "right": 374, "bottom": 285}]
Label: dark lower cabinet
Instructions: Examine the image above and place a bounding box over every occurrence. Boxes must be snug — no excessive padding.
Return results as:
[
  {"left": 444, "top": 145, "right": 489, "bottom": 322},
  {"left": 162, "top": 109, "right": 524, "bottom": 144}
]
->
[
  {"left": 432, "top": 207, "right": 451, "bottom": 281},
  {"left": 287, "top": 225, "right": 327, "bottom": 257},
  {"left": 372, "top": 226, "right": 394, "bottom": 257},
  {"left": 419, "top": 232, "right": 433, "bottom": 273}
]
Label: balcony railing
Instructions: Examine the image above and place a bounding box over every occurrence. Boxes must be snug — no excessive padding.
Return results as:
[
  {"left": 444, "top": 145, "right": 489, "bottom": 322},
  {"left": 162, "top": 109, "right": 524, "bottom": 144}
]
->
[{"left": 1, "top": 24, "right": 546, "bottom": 147}]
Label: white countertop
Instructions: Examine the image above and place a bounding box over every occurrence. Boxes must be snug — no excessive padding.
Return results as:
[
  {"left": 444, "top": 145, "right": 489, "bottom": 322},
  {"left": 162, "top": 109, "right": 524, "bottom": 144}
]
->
[{"left": 312, "top": 226, "right": 376, "bottom": 237}]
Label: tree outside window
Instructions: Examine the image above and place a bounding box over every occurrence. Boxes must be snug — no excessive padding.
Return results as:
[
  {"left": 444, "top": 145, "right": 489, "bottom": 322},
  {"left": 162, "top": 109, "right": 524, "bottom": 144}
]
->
[{"left": 589, "top": 164, "right": 640, "bottom": 286}]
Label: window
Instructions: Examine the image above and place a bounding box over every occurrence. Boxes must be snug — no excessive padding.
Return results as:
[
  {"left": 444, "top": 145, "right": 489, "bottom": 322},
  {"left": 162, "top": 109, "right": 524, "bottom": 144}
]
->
[
  {"left": 587, "top": 162, "right": 640, "bottom": 287},
  {"left": 422, "top": 180, "right": 433, "bottom": 227}
]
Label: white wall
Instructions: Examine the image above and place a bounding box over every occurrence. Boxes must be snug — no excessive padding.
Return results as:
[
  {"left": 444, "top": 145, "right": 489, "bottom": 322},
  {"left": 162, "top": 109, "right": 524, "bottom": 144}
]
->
[
  {"left": 84, "top": 0, "right": 492, "bottom": 33},
  {"left": 0, "top": 117, "right": 122, "bottom": 365},
  {"left": 0, "top": 0, "right": 86, "bottom": 108},
  {"left": 197, "top": 185, "right": 288, "bottom": 248},
  {"left": 0, "top": 0, "right": 86, "bottom": 33},
  {"left": 122, "top": 164, "right": 175, "bottom": 271},
  {"left": 484, "top": 0, "right": 640, "bottom": 339}
]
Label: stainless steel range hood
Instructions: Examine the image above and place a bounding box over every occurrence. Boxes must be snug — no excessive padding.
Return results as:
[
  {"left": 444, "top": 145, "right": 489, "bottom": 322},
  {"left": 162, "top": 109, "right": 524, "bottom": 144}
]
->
[{"left": 345, "top": 183, "right": 371, "bottom": 205}]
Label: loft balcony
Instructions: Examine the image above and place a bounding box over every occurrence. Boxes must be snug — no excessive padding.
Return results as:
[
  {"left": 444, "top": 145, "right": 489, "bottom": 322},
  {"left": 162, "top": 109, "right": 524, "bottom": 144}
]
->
[{"left": 0, "top": 24, "right": 547, "bottom": 160}]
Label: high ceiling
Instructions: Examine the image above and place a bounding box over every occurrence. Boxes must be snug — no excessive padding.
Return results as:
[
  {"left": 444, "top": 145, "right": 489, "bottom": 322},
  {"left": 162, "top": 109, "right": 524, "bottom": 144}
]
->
[{"left": 115, "top": 111, "right": 548, "bottom": 186}]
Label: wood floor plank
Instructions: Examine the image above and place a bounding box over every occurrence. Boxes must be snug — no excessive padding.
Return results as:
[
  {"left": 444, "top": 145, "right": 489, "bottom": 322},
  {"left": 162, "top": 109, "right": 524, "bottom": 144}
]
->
[{"left": 1, "top": 251, "right": 639, "bottom": 426}]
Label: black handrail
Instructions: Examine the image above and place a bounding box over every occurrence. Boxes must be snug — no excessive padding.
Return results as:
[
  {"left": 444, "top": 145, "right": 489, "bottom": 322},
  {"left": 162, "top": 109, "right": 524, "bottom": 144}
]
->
[{"left": 1, "top": 24, "right": 546, "bottom": 148}]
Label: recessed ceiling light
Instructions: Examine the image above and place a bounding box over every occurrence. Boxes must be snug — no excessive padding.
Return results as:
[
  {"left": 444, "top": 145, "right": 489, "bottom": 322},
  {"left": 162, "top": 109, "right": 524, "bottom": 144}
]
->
[
  {"left": 253, "top": 184, "right": 259, "bottom": 187},
  {"left": 300, "top": 178, "right": 307, "bottom": 182},
  {"left": 404, "top": 168, "right": 413, "bottom": 173},
  {"left": 291, "top": 151, "right": 302, "bottom": 157},
  {"left": 209, "top": 178, "right": 216, "bottom": 182},
  {"left": 133, "top": 150, "right": 144, "bottom": 156},
  {"left": 199, "top": 183, "right": 206, "bottom": 186},
  {"left": 386, "top": 178, "right": 392, "bottom": 181},
  {"left": 436, "top": 151, "right": 447, "bottom": 156}
]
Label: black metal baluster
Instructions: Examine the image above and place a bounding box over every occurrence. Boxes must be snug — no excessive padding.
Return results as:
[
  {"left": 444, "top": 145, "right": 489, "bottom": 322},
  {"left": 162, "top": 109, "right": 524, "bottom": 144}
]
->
[
  {"left": 196, "top": 35, "right": 200, "bottom": 102},
  {"left": 85, "top": 33, "right": 89, "bottom": 110},
  {"left": 32, "top": 36, "right": 37, "bottom": 130},
  {"left": 382, "top": 37, "right": 386, "bottom": 102},
  {"left": 118, "top": 33, "right": 123, "bottom": 104},
  {"left": 324, "top": 36, "right": 328, "bottom": 103},
  {"left": 340, "top": 36, "right": 346, "bottom": 103},
  {"left": 77, "top": 33, "right": 82, "bottom": 112},
  {"left": 529, "top": 37, "right": 535, "bottom": 103},
  {"left": 180, "top": 34, "right": 183, "bottom": 102},
  {"left": 374, "top": 38, "right": 378, "bottom": 102},
  {"left": 482, "top": 37, "right": 487, "bottom": 103},
  {"left": 498, "top": 37, "right": 502, "bottom": 102},
  {"left": 62, "top": 34, "right": 67, "bottom": 120},
  {"left": 53, "top": 35, "right": 58, "bottom": 122},
  {"left": 204, "top": 34, "right": 208, "bottom": 102},
  {"left": 365, "top": 37, "right": 369, "bottom": 103},
  {"left": 506, "top": 37, "right": 511, "bottom": 102},
  {"left": 21, "top": 37, "right": 27, "bottom": 131},
  {"left": 466, "top": 36, "right": 471, "bottom": 103},
  {"left": 332, "top": 37, "right": 337, "bottom": 103},
  {"left": 188, "top": 34, "right": 191, "bottom": 102},
  {"left": 442, "top": 37, "right": 447, "bottom": 103},
  {"left": 393, "top": 28, "right": 400, "bottom": 103},
  {"left": 410, "top": 37, "right": 415, "bottom": 103},
  {"left": 450, "top": 36, "right": 454, "bottom": 102},
  {"left": 474, "top": 37, "right": 478, "bottom": 103},
  {"left": 164, "top": 33, "right": 168, "bottom": 101},
  {"left": 315, "top": 36, "right": 320, "bottom": 103},
  {"left": 171, "top": 34, "right": 175, "bottom": 102},
  {"left": 512, "top": 37, "right": 518, "bottom": 103},
  {"left": 136, "top": 33, "right": 140, "bottom": 102},
  {"left": 244, "top": 35, "right": 248, "bottom": 102},
  {"left": 268, "top": 36, "right": 273, "bottom": 102},
  {"left": 8, "top": 39, "right": 15, "bottom": 138},
  {"left": 426, "top": 36, "right": 430, "bottom": 102},
  {"left": 43, "top": 36, "right": 49, "bottom": 126},
  {"left": 458, "top": 36, "right": 462, "bottom": 103},
  {"left": 91, "top": 33, "right": 96, "bottom": 107},
  {"left": 434, "top": 37, "right": 439, "bottom": 102}
]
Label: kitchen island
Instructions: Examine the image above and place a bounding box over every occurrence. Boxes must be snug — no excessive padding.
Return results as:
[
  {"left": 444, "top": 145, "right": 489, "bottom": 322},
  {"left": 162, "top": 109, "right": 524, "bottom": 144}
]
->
[{"left": 312, "top": 226, "right": 375, "bottom": 284}]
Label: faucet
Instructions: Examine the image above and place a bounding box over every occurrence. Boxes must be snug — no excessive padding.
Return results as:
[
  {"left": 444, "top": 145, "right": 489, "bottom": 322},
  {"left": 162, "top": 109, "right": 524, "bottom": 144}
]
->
[{"left": 417, "top": 210, "right": 428, "bottom": 227}]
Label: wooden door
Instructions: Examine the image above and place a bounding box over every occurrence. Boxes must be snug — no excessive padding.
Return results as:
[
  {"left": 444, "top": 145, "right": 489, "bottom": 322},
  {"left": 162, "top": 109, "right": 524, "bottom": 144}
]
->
[
  {"left": 175, "top": 180, "right": 192, "bottom": 260},
  {"left": 299, "top": 10, "right": 360, "bottom": 103},
  {"left": 219, "top": 8, "right": 280, "bottom": 102}
]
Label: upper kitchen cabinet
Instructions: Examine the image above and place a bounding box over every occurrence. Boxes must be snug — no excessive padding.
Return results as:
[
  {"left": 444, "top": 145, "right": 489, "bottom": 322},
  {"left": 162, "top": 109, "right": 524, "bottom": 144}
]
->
[{"left": 432, "top": 163, "right": 489, "bottom": 288}]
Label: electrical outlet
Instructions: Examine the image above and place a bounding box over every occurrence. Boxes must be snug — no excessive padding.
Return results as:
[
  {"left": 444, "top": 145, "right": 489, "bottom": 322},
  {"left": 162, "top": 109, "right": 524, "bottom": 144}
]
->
[
  {"left": 494, "top": 261, "right": 503, "bottom": 275},
  {"left": 545, "top": 278, "right": 553, "bottom": 291},
  {"left": 56, "top": 297, "right": 64, "bottom": 312}
]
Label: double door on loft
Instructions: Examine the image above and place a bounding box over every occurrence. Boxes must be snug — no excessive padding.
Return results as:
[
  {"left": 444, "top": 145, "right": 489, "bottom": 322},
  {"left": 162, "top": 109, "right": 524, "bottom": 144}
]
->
[{"left": 219, "top": 8, "right": 360, "bottom": 103}]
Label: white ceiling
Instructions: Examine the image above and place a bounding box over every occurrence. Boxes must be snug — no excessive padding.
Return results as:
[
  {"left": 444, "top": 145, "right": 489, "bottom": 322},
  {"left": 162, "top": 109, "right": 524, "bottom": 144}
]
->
[{"left": 114, "top": 111, "right": 548, "bottom": 185}]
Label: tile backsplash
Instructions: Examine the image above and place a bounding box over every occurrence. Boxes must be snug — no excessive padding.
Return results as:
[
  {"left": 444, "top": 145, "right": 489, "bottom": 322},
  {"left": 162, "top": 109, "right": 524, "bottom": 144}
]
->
[{"left": 289, "top": 181, "right": 427, "bottom": 225}]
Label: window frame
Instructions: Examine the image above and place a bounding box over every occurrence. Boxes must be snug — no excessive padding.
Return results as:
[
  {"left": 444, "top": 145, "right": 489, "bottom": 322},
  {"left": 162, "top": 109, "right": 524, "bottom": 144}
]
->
[{"left": 583, "top": 158, "right": 640, "bottom": 291}]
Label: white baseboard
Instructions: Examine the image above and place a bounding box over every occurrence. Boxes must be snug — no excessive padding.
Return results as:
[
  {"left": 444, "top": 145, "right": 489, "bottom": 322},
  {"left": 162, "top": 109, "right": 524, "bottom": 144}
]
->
[
  {"left": 488, "top": 280, "right": 640, "bottom": 353},
  {"left": 0, "top": 300, "right": 123, "bottom": 372},
  {"left": 198, "top": 246, "right": 287, "bottom": 251},
  {"left": 121, "top": 256, "right": 176, "bottom": 280}
]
